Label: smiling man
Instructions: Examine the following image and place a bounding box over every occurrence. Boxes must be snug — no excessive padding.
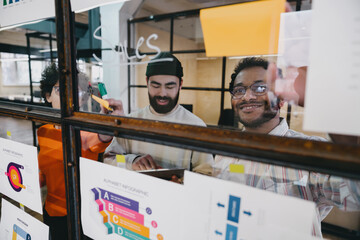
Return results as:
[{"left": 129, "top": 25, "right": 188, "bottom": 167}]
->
[
  {"left": 214, "top": 57, "right": 360, "bottom": 238},
  {"left": 230, "top": 57, "right": 283, "bottom": 134},
  {"left": 104, "top": 52, "right": 213, "bottom": 173}
]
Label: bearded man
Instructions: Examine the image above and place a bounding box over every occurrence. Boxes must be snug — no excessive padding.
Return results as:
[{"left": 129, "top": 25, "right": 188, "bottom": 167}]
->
[{"left": 104, "top": 52, "right": 213, "bottom": 173}]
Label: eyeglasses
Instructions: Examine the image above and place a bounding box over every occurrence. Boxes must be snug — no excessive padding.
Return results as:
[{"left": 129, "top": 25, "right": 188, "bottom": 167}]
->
[
  {"left": 53, "top": 86, "right": 60, "bottom": 95},
  {"left": 230, "top": 83, "right": 268, "bottom": 99}
]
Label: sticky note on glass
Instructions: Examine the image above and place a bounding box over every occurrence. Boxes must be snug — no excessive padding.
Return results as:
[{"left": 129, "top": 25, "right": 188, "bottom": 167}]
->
[
  {"left": 229, "top": 164, "right": 245, "bottom": 173},
  {"left": 200, "top": 0, "right": 285, "bottom": 57},
  {"left": 6, "top": 131, "right": 11, "bottom": 137},
  {"left": 116, "top": 154, "right": 126, "bottom": 163}
]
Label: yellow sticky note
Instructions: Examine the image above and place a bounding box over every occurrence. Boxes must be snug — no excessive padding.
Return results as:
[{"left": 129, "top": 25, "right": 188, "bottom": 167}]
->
[
  {"left": 116, "top": 154, "right": 126, "bottom": 163},
  {"left": 6, "top": 131, "right": 11, "bottom": 137},
  {"left": 229, "top": 164, "right": 245, "bottom": 173},
  {"left": 200, "top": 0, "right": 285, "bottom": 57}
]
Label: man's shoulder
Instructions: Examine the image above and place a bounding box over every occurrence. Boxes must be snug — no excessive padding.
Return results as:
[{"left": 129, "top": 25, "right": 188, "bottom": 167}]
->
[
  {"left": 128, "top": 106, "right": 149, "bottom": 118},
  {"left": 37, "top": 124, "right": 56, "bottom": 134},
  {"left": 285, "top": 129, "right": 327, "bottom": 141},
  {"left": 177, "top": 105, "right": 207, "bottom": 127}
]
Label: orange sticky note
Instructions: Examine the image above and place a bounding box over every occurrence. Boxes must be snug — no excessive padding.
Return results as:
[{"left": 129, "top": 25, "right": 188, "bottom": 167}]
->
[{"left": 200, "top": 0, "right": 285, "bottom": 57}]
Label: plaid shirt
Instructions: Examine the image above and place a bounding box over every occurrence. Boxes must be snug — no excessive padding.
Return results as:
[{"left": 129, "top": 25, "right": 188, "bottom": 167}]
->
[{"left": 214, "top": 119, "right": 360, "bottom": 238}]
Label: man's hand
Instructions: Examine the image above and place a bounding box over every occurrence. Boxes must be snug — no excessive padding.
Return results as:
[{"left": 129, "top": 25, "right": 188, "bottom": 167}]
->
[
  {"left": 132, "top": 154, "right": 159, "bottom": 170},
  {"left": 266, "top": 63, "right": 305, "bottom": 107},
  {"left": 100, "top": 98, "right": 125, "bottom": 116},
  {"left": 98, "top": 98, "right": 125, "bottom": 142}
]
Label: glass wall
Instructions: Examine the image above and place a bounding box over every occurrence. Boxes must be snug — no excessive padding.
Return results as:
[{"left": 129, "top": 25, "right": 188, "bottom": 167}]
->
[{"left": 0, "top": 1, "right": 359, "bottom": 239}]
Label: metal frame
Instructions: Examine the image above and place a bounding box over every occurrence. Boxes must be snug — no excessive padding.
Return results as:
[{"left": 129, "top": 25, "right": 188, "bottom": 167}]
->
[{"left": 0, "top": 1, "right": 359, "bottom": 239}]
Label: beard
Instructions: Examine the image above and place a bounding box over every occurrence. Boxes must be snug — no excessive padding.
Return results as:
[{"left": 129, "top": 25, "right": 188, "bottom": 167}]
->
[
  {"left": 148, "top": 91, "right": 180, "bottom": 114},
  {"left": 236, "top": 99, "right": 279, "bottom": 128}
]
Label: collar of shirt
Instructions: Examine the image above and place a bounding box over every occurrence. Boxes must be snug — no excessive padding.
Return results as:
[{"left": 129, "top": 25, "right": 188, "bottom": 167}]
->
[{"left": 268, "top": 118, "right": 288, "bottom": 137}]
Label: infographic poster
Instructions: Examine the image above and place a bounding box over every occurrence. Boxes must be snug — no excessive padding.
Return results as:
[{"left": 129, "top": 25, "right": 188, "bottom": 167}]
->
[
  {"left": 183, "top": 171, "right": 318, "bottom": 240},
  {"left": 0, "top": 137, "right": 42, "bottom": 214},
  {"left": 0, "top": 0, "right": 55, "bottom": 29},
  {"left": 0, "top": 199, "right": 49, "bottom": 240},
  {"left": 80, "top": 157, "right": 185, "bottom": 240}
]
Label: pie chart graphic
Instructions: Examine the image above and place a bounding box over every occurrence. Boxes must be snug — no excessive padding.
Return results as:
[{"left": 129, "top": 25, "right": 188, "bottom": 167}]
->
[{"left": 5, "top": 162, "right": 26, "bottom": 192}]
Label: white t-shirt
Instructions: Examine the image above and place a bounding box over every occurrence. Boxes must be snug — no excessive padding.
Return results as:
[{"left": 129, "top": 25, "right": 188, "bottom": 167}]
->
[{"left": 104, "top": 105, "right": 214, "bottom": 171}]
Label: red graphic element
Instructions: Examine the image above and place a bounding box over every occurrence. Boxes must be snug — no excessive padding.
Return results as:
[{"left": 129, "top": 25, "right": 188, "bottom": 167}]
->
[
  {"left": 5, "top": 162, "right": 25, "bottom": 192},
  {"left": 151, "top": 220, "right": 158, "bottom": 228}
]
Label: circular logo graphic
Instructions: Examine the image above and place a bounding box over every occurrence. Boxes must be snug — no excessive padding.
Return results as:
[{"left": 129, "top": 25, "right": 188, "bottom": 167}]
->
[
  {"left": 5, "top": 162, "right": 25, "bottom": 192},
  {"left": 146, "top": 207, "right": 152, "bottom": 215},
  {"left": 151, "top": 220, "right": 158, "bottom": 228}
]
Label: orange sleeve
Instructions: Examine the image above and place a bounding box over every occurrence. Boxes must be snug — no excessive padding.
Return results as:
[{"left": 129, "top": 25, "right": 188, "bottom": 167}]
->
[
  {"left": 39, "top": 170, "right": 46, "bottom": 187},
  {"left": 81, "top": 131, "right": 111, "bottom": 154}
]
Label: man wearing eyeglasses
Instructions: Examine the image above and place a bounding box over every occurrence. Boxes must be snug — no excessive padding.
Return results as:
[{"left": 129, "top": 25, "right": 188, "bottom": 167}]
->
[{"left": 214, "top": 57, "right": 360, "bottom": 238}]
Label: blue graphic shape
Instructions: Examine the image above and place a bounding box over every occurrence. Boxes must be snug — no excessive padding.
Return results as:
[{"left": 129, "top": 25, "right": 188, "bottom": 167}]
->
[
  {"left": 225, "top": 224, "right": 238, "bottom": 240},
  {"left": 215, "top": 230, "right": 223, "bottom": 236},
  {"left": 243, "top": 210, "right": 252, "bottom": 216},
  {"left": 227, "top": 195, "right": 241, "bottom": 223},
  {"left": 217, "top": 202, "right": 225, "bottom": 208},
  {"left": 146, "top": 207, "right": 152, "bottom": 215},
  {"left": 14, "top": 224, "right": 31, "bottom": 240}
]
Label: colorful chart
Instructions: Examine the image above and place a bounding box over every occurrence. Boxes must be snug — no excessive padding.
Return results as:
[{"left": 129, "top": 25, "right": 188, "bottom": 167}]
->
[
  {"left": 12, "top": 224, "right": 31, "bottom": 240},
  {"left": 92, "top": 187, "right": 160, "bottom": 240},
  {"left": 5, "top": 162, "right": 26, "bottom": 192},
  {"left": 3, "top": 0, "right": 21, "bottom": 6}
]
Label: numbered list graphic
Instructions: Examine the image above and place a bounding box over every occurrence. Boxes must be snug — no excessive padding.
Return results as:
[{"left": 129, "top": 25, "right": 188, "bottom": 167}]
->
[{"left": 92, "top": 187, "right": 164, "bottom": 240}]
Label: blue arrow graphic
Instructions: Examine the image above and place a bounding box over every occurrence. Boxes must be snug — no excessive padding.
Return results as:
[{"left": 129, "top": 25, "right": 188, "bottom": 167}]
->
[
  {"left": 243, "top": 211, "right": 252, "bottom": 216},
  {"left": 217, "top": 202, "right": 225, "bottom": 208},
  {"left": 215, "top": 230, "right": 223, "bottom": 236}
]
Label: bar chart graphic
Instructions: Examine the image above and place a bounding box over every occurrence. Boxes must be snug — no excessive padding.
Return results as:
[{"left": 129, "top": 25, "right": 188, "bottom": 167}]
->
[{"left": 3, "top": 0, "right": 21, "bottom": 7}]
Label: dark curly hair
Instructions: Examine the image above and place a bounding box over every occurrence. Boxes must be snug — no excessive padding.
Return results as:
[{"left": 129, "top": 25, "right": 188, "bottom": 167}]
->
[
  {"left": 229, "top": 57, "right": 268, "bottom": 93},
  {"left": 40, "top": 63, "right": 59, "bottom": 106}
]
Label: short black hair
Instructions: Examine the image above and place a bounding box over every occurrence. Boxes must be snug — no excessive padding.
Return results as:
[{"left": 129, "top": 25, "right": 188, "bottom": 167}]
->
[
  {"left": 229, "top": 57, "right": 268, "bottom": 92},
  {"left": 40, "top": 63, "right": 59, "bottom": 106}
]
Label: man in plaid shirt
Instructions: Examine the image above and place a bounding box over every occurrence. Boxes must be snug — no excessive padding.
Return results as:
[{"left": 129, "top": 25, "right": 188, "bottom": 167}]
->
[{"left": 213, "top": 57, "right": 360, "bottom": 237}]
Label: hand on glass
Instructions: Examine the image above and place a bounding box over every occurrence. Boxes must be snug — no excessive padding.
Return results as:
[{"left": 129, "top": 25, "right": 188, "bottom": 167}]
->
[
  {"left": 100, "top": 98, "right": 125, "bottom": 116},
  {"left": 132, "top": 154, "right": 160, "bottom": 170},
  {"left": 267, "top": 63, "right": 306, "bottom": 107},
  {"left": 98, "top": 98, "right": 125, "bottom": 142}
]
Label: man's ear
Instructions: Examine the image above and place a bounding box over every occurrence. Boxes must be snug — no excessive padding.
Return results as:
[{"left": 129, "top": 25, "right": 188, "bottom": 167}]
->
[
  {"left": 179, "top": 78, "right": 183, "bottom": 89},
  {"left": 45, "top": 93, "right": 52, "bottom": 103}
]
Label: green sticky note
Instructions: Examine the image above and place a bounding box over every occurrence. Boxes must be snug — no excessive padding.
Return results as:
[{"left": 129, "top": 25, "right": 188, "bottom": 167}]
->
[
  {"left": 116, "top": 154, "right": 125, "bottom": 163},
  {"left": 229, "top": 164, "right": 244, "bottom": 173}
]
